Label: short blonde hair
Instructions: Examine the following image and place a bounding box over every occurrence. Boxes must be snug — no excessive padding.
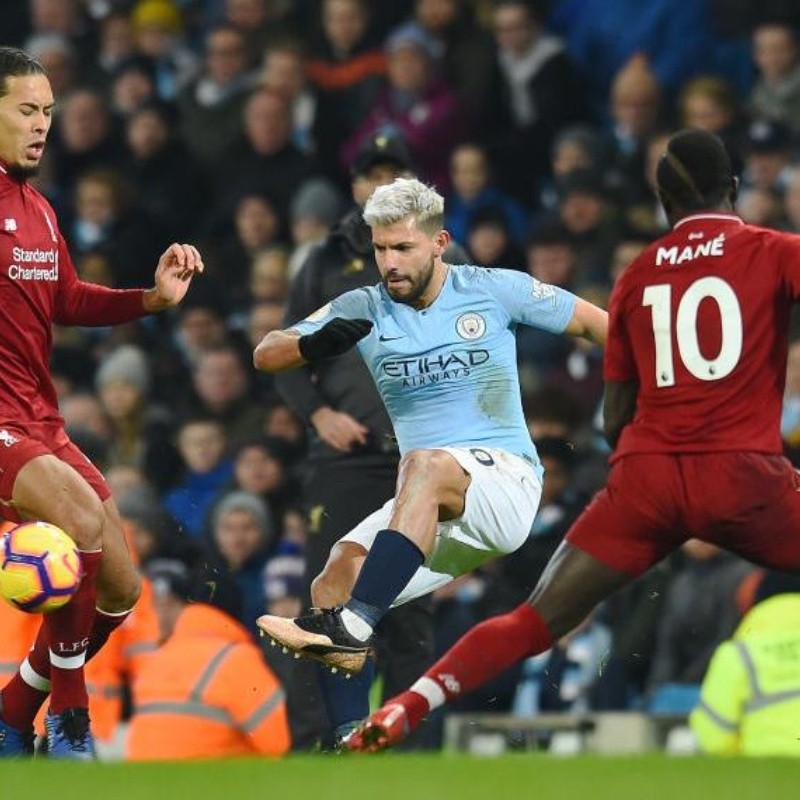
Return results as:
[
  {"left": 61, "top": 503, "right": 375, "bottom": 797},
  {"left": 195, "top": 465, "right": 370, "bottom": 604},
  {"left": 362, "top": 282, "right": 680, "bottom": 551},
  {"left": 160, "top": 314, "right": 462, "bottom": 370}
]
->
[{"left": 363, "top": 177, "right": 444, "bottom": 234}]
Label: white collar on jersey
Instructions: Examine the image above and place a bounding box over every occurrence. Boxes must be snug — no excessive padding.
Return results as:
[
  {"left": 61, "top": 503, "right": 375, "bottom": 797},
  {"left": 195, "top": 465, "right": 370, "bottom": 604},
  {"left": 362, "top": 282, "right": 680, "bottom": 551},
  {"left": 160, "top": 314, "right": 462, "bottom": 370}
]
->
[{"left": 673, "top": 213, "right": 744, "bottom": 229}]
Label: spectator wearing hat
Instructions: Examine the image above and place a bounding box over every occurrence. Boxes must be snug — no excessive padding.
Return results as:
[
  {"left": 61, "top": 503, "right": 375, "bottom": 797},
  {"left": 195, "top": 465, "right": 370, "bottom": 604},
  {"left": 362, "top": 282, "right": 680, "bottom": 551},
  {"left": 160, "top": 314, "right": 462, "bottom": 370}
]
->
[
  {"left": 95, "top": 345, "right": 181, "bottom": 493},
  {"left": 274, "top": 130, "right": 437, "bottom": 749},
  {"left": 127, "top": 558, "right": 290, "bottom": 760},
  {"left": 749, "top": 21, "right": 800, "bottom": 136},
  {"left": 131, "top": 0, "right": 198, "bottom": 100},
  {"left": 465, "top": 206, "right": 526, "bottom": 269},
  {"left": 483, "top": 0, "right": 586, "bottom": 206},
  {"left": 109, "top": 55, "right": 158, "bottom": 119},
  {"left": 206, "top": 491, "right": 275, "bottom": 633},
  {"left": 306, "top": 0, "right": 387, "bottom": 184},
  {"left": 288, "top": 178, "right": 346, "bottom": 279},
  {"left": 742, "top": 118, "right": 796, "bottom": 194},
  {"left": 342, "top": 21, "right": 465, "bottom": 191}
]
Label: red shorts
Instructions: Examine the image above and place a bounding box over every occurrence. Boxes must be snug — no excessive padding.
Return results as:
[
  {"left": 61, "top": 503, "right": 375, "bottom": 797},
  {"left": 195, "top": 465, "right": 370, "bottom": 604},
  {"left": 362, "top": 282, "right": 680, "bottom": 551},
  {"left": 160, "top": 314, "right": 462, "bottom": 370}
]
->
[
  {"left": 0, "top": 421, "right": 110, "bottom": 523},
  {"left": 566, "top": 452, "right": 800, "bottom": 576}
]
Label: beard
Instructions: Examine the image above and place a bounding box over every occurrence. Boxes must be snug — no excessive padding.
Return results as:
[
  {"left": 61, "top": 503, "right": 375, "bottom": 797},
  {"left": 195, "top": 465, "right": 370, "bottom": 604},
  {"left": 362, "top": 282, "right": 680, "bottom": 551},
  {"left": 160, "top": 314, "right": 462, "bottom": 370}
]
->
[
  {"left": 383, "top": 253, "right": 436, "bottom": 307},
  {"left": 6, "top": 163, "right": 40, "bottom": 180}
]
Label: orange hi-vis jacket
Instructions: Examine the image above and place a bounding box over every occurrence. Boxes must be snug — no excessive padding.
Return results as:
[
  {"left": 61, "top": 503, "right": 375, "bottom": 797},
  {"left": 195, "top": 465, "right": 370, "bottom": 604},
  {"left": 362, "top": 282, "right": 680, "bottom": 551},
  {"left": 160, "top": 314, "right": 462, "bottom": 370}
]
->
[
  {"left": 126, "top": 603, "right": 291, "bottom": 760},
  {"left": 84, "top": 576, "right": 159, "bottom": 742}
]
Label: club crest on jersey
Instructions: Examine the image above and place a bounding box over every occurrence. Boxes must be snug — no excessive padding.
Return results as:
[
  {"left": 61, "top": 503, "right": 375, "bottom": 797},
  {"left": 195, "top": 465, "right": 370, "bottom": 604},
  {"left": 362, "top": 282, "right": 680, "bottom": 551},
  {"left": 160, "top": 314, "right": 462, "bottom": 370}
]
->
[
  {"left": 455, "top": 312, "right": 486, "bottom": 340},
  {"left": 3, "top": 218, "right": 17, "bottom": 232},
  {"left": 0, "top": 429, "right": 20, "bottom": 448}
]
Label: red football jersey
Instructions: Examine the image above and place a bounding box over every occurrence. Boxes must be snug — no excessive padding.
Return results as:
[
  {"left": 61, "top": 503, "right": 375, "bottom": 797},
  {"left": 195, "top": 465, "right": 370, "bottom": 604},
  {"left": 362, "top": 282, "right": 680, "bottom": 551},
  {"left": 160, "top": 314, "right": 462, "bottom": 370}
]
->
[
  {"left": 605, "top": 212, "right": 800, "bottom": 460},
  {"left": 0, "top": 164, "right": 146, "bottom": 426}
]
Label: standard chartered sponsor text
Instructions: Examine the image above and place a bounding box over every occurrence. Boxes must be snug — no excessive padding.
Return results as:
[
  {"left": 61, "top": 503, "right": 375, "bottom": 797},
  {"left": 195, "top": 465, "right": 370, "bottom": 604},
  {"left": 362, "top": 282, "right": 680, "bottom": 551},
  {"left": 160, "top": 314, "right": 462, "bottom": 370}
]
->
[{"left": 12, "top": 247, "right": 57, "bottom": 263}]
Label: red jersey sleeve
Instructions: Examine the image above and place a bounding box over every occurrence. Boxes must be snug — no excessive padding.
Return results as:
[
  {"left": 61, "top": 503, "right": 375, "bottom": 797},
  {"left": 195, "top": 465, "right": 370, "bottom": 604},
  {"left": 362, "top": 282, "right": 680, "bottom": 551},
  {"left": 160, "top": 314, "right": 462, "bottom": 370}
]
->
[
  {"left": 777, "top": 230, "right": 800, "bottom": 300},
  {"left": 54, "top": 234, "right": 147, "bottom": 326},
  {"left": 604, "top": 271, "right": 637, "bottom": 382}
]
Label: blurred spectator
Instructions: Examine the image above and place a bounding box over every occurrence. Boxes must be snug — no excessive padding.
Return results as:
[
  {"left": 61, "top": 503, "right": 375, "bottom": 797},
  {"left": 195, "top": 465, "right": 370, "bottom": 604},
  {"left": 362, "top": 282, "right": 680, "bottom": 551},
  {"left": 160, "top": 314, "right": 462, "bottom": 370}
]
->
[
  {"left": 132, "top": 0, "right": 198, "bottom": 100},
  {"left": 177, "top": 24, "right": 253, "bottom": 164},
  {"left": 413, "top": 0, "right": 495, "bottom": 122},
  {"left": 749, "top": 20, "right": 800, "bottom": 133},
  {"left": 29, "top": 0, "right": 94, "bottom": 64},
  {"left": 306, "top": 0, "right": 387, "bottom": 182},
  {"left": 538, "top": 124, "right": 604, "bottom": 212},
  {"left": 248, "top": 246, "right": 290, "bottom": 306},
  {"left": 163, "top": 416, "right": 234, "bottom": 538},
  {"left": 287, "top": 178, "right": 346, "bottom": 278},
  {"left": 92, "top": 11, "right": 137, "bottom": 84},
  {"left": 737, "top": 186, "right": 784, "bottom": 226},
  {"left": 741, "top": 118, "right": 795, "bottom": 193},
  {"left": 445, "top": 142, "right": 530, "bottom": 248},
  {"left": 66, "top": 168, "right": 164, "bottom": 288},
  {"left": 25, "top": 32, "right": 78, "bottom": 96},
  {"left": 263, "top": 545, "right": 305, "bottom": 619},
  {"left": 260, "top": 40, "right": 317, "bottom": 154},
  {"left": 609, "top": 228, "right": 652, "bottom": 285},
  {"left": 223, "top": 0, "right": 295, "bottom": 65},
  {"left": 127, "top": 558, "right": 290, "bottom": 759},
  {"left": 343, "top": 21, "right": 463, "bottom": 191},
  {"left": 605, "top": 54, "right": 663, "bottom": 206},
  {"left": 122, "top": 100, "right": 208, "bottom": 240},
  {"left": 216, "top": 89, "right": 316, "bottom": 233},
  {"left": 186, "top": 344, "right": 266, "bottom": 441},
  {"left": 781, "top": 339, "right": 800, "bottom": 447},
  {"left": 207, "top": 490, "right": 275, "bottom": 630},
  {"left": 51, "top": 87, "right": 124, "bottom": 194},
  {"left": 781, "top": 166, "right": 800, "bottom": 233},
  {"left": 109, "top": 55, "right": 158, "bottom": 118},
  {"left": 484, "top": 0, "right": 586, "bottom": 204},
  {"left": 647, "top": 540, "right": 754, "bottom": 692},
  {"left": 465, "top": 207, "right": 525, "bottom": 269}
]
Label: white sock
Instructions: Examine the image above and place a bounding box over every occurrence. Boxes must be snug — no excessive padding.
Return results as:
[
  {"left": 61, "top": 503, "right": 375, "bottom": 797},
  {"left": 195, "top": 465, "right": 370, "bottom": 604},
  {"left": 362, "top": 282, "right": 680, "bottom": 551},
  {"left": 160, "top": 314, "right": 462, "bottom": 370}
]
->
[
  {"left": 340, "top": 608, "right": 374, "bottom": 642},
  {"left": 409, "top": 676, "right": 446, "bottom": 712}
]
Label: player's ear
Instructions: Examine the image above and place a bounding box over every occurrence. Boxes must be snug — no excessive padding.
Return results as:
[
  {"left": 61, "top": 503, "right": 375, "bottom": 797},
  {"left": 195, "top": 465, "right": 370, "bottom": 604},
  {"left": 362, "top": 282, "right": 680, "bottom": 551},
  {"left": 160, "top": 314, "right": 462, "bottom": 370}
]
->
[{"left": 434, "top": 229, "right": 451, "bottom": 256}]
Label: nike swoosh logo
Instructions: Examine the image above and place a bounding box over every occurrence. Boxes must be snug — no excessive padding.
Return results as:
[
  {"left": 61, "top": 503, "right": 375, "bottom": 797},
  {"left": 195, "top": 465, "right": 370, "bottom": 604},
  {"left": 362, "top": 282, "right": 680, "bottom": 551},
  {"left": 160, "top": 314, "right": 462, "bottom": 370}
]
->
[{"left": 379, "top": 335, "right": 404, "bottom": 342}]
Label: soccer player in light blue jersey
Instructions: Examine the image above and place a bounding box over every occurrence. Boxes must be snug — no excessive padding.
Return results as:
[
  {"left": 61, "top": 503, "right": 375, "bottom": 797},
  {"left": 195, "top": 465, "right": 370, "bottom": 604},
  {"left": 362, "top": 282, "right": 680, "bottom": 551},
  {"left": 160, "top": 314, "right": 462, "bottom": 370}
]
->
[{"left": 253, "top": 177, "right": 606, "bottom": 741}]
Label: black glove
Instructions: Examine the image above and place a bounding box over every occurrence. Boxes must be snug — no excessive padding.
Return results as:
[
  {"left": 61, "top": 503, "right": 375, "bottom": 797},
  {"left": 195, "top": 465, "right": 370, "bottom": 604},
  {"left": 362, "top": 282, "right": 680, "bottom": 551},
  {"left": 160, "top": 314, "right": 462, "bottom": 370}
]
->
[{"left": 298, "top": 317, "right": 373, "bottom": 361}]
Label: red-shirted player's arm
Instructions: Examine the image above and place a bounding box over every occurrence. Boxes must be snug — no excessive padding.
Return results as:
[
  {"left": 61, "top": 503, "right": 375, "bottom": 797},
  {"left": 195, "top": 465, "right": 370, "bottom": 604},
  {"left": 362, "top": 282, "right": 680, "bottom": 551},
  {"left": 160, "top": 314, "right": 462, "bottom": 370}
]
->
[
  {"left": 54, "top": 239, "right": 203, "bottom": 325},
  {"left": 54, "top": 236, "right": 147, "bottom": 326},
  {"left": 603, "top": 273, "right": 639, "bottom": 449}
]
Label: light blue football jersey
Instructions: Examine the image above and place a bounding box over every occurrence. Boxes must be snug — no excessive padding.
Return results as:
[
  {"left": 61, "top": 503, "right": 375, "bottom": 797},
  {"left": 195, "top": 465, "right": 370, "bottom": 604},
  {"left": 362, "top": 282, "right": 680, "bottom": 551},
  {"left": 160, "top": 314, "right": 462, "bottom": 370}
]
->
[{"left": 292, "top": 264, "right": 577, "bottom": 479}]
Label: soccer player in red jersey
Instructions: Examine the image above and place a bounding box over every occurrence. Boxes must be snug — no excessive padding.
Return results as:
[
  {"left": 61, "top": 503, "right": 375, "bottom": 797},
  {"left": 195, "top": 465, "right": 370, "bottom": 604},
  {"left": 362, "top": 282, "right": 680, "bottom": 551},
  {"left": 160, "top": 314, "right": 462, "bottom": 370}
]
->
[
  {"left": 0, "top": 48, "right": 203, "bottom": 758},
  {"left": 347, "top": 127, "right": 800, "bottom": 752}
]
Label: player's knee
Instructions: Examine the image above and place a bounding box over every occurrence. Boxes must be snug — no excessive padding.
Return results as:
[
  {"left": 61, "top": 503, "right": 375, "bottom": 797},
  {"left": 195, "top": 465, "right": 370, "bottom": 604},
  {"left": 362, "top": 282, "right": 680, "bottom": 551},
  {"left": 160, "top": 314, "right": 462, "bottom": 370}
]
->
[
  {"left": 99, "top": 569, "right": 141, "bottom": 613},
  {"left": 58, "top": 494, "right": 106, "bottom": 551}
]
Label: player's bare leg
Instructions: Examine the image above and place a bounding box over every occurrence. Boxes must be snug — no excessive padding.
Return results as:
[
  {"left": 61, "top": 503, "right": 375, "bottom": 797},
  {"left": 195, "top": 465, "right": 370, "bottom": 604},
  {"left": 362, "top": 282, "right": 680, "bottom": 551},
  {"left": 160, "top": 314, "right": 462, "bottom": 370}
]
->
[
  {"left": 256, "top": 448, "right": 469, "bottom": 673},
  {"left": 347, "top": 542, "right": 631, "bottom": 752},
  {"left": 0, "top": 461, "right": 137, "bottom": 759}
]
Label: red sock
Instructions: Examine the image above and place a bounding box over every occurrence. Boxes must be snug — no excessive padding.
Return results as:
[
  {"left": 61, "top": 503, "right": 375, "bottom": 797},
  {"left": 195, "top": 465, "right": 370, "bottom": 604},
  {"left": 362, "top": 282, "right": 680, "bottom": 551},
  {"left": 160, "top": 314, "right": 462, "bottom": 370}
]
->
[
  {"left": 1, "top": 605, "right": 131, "bottom": 729},
  {"left": 396, "top": 604, "right": 553, "bottom": 729},
  {"left": 86, "top": 607, "right": 132, "bottom": 660},
  {"left": 46, "top": 549, "right": 102, "bottom": 715}
]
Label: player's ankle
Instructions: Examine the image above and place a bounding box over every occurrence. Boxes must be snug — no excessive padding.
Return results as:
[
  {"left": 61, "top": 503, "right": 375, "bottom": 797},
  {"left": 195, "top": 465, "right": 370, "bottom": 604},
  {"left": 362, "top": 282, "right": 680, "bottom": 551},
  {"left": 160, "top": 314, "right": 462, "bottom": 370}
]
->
[{"left": 395, "top": 689, "right": 431, "bottom": 730}]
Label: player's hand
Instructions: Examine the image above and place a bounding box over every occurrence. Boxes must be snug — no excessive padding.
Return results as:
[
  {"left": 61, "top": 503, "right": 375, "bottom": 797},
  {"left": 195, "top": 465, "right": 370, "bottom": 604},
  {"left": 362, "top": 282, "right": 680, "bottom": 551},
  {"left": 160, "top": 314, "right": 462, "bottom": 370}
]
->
[
  {"left": 150, "top": 243, "right": 204, "bottom": 309},
  {"left": 310, "top": 407, "right": 370, "bottom": 452},
  {"left": 298, "top": 318, "right": 373, "bottom": 361}
]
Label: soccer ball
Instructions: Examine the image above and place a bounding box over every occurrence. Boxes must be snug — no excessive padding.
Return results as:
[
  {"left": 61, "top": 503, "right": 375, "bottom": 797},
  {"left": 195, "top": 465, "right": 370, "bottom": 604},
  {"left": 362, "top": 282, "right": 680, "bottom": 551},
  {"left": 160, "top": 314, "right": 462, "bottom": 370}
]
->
[{"left": 0, "top": 522, "right": 83, "bottom": 613}]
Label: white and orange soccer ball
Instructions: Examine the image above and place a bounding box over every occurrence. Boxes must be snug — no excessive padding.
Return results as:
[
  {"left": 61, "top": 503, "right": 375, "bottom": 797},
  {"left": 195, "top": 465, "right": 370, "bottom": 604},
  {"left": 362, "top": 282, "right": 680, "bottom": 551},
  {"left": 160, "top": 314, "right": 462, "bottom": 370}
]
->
[{"left": 0, "top": 522, "right": 82, "bottom": 613}]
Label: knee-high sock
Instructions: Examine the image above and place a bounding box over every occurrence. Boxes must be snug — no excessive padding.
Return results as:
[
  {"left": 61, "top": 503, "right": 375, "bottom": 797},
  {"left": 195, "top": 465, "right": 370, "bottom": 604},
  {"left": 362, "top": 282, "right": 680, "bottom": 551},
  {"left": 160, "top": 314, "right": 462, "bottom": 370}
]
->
[
  {"left": 393, "top": 603, "right": 552, "bottom": 730},
  {"left": 0, "top": 600, "right": 131, "bottom": 729},
  {"left": 317, "top": 658, "right": 375, "bottom": 739},
  {"left": 45, "top": 549, "right": 103, "bottom": 715}
]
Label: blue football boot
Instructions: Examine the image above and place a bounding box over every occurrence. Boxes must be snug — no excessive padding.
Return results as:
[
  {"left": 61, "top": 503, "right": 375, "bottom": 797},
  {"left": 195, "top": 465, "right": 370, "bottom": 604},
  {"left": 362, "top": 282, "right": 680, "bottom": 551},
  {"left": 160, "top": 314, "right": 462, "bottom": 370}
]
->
[
  {"left": 0, "top": 715, "right": 35, "bottom": 757},
  {"left": 45, "top": 708, "right": 96, "bottom": 760}
]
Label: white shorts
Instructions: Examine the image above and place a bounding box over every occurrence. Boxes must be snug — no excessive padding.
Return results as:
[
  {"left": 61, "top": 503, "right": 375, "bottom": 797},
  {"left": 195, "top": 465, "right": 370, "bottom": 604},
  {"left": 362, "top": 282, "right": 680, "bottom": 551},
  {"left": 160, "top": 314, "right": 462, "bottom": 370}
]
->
[{"left": 340, "top": 447, "right": 542, "bottom": 606}]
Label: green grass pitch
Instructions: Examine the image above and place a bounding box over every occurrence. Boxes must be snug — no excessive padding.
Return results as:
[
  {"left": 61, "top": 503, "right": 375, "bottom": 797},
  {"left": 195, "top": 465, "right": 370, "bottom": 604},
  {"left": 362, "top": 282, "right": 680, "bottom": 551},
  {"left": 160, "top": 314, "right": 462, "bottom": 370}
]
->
[{"left": 4, "top": 755, "right": 800, "bottom": 800}]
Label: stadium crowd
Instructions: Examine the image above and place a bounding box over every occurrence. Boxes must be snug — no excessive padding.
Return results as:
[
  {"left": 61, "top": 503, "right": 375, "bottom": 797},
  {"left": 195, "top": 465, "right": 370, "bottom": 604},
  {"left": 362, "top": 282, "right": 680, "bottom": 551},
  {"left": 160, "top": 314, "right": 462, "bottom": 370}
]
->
[{"left": 4, "top": 0, "right": 800, "bottom": 757}]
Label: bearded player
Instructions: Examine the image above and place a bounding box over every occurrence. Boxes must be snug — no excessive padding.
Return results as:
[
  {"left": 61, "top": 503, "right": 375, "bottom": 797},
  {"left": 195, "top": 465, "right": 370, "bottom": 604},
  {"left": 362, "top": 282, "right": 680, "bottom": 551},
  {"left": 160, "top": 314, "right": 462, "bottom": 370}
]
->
[
  {"left": 0, "top": 47, "right": 203, "bottom": 759},
  {"left": 348, "top": 128, "right": 800, "bottom": 752}
]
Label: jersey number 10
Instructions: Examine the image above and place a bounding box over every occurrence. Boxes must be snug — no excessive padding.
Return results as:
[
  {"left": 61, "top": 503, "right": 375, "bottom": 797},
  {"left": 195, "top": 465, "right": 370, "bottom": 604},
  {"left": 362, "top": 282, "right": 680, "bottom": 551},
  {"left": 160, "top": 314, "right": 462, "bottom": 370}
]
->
[{"left": 643, "top": 277, "right": 743, "bottom": 388}]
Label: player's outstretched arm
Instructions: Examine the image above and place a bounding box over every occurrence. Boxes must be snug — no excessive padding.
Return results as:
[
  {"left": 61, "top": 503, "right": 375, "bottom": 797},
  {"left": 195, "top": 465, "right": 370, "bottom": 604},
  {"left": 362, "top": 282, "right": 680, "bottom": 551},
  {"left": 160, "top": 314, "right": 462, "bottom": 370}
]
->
[
  {"left": 253, "top": 318, "right": 373, "bottom": 373},
  {"left": 564, "top": 298, "right": 608, "bottom": 346},
  {"left": 143, "top": 243, "right": 205, "bottom": 312}
]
